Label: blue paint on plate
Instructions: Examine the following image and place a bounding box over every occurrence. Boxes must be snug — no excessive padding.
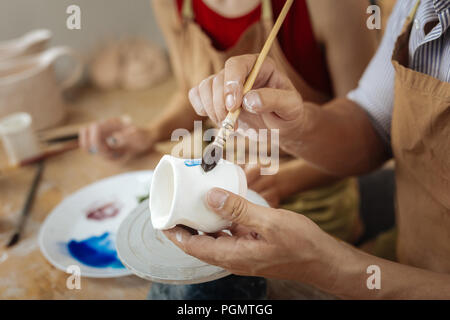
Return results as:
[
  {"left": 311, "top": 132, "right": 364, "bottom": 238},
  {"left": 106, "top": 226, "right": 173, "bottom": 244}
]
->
[{"left": 67, "top": 232, "right": 124, "bottom": 269}]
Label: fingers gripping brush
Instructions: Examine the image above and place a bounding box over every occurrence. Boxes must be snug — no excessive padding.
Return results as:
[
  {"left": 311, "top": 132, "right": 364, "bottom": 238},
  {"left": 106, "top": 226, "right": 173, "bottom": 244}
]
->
[{"left": 201, "top": 0, "right": 294, "bottom": 173}]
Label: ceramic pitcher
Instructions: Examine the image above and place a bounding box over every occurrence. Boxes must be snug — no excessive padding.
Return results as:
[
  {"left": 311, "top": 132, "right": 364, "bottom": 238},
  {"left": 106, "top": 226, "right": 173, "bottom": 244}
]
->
[
  {"left": 0, "top": 29, "right": 52, "bottom": 62},
  {"left": 150, "top": 155, "right": 247, "bottom": 233},
  {"left": 0, "top": 46, "right": 83, "bottom": 130}
]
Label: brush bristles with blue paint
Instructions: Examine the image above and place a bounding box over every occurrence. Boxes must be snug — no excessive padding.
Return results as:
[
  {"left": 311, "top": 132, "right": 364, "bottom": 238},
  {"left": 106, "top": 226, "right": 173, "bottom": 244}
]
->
[
  {"left": 201, "top": 126, "right": 230, "bottom": 172},
  {"left": 200, "top": 0, "right": 294, "bottom": 173}
]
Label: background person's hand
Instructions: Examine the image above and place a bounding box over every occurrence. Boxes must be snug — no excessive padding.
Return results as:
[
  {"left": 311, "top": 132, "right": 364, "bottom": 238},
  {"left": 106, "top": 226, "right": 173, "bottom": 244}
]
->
[
  {"left": 245, "top": 164, "right": 281, "bottom": 208},
  {"left": 245, "top": 159, "right": 331, "bottom": 208},
  {"left": 188, "top": 54, "right": 306, "bottom": 146},
  {"left": 79, "top": 117, "right": 156, "bottom": 161},
  {"left": 163, "top": 188, "right": 346, "bottom": 284}
]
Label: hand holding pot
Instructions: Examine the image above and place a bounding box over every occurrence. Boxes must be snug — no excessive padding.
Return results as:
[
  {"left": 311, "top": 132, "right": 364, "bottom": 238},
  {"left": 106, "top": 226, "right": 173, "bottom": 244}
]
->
[{"left": 163, "top": 187, "right": 345, "bottom": 284}]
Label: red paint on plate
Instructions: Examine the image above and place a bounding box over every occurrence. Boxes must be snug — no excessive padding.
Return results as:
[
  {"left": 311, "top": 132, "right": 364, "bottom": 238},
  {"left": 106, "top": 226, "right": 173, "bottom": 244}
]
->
[{"left": 86, "top": 202, "right": 121, "bottom": 221}]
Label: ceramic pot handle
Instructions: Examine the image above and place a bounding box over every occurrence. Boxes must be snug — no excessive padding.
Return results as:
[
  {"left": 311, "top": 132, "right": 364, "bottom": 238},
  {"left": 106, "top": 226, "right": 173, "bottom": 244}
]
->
[
  {"left": 19, "top": 29, "right": 52, "bottom": 50},
  {"left": 40, "top": 46, "right": 83, "bottom": 90}
]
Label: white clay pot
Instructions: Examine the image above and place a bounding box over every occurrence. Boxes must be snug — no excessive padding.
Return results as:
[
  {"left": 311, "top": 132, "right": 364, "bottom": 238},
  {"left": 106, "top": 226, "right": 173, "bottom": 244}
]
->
[
  {"left": 0, "top": 112, "right": 41, "bottom": 165},
  {"left": 0, "top": 46, "right": 83, "bottom": 130},
  {"left": 150, "top": 155, "right": 247, "bottom": 233}
]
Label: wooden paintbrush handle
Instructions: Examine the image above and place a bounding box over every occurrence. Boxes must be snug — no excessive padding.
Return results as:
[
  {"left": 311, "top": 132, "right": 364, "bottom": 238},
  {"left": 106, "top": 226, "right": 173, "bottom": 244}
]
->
[{"left": 224, "top": 0, "right": 293, "bottom": 129}]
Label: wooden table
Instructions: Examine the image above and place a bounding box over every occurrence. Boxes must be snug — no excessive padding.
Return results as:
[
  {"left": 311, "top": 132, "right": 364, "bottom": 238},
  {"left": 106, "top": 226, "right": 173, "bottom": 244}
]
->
[{"left": 0, "top": 78, "right": 177, "bottom": 299}]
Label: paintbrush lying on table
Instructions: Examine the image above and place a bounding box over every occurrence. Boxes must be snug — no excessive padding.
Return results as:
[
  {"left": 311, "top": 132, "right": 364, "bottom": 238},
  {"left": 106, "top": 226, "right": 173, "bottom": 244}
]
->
[
  {"left": 6, "top": 160, "right": 44, "bottom": 247},
  {"left": 201, "top": 0, "right": 293, "bottom": 173}
]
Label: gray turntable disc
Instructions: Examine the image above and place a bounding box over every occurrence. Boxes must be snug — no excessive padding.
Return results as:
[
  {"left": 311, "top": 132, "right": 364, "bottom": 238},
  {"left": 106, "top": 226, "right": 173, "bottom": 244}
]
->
[{"left": 116, "top": 190, "right": 268, "bottom": 284}]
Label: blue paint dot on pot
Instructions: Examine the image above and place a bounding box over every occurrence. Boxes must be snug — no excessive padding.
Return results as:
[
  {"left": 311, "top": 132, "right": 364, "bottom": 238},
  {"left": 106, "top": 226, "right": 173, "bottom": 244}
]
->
[{"left": 67, "top": 232, "right": 124, "bottom": 269}]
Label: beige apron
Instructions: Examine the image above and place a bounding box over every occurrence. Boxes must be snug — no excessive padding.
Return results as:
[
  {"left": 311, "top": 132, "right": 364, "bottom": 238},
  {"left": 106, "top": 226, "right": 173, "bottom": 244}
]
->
[
  {"left": 152, "top": 0, "right": 329, "bottom": 103},
  {"left": 389, "top": 0, "right": 450, "bottom": 270},
  {"left": 273, "top": 1, "right": 450, "bottom": 298}
]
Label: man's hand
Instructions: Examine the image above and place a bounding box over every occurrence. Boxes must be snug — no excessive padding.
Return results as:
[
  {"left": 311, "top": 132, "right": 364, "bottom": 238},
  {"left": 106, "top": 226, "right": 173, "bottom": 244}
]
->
[
  {"left": 163, "top": 188, "right": 345, "bottom": 285},
  {"left": 164, "top": 188, "right": 450, "bottom": 299},
  {"left": 189, "top": 54, "right": 387, "bottom": 176},
  {"left": 188, "top": 54, "right": 306, "bottom": 150}
]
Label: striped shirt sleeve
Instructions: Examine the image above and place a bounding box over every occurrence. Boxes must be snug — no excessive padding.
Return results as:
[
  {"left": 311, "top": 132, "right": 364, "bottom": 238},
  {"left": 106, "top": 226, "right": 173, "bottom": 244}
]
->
[{"left": 347, "top": 1, "right": 410, "bottom": 147}]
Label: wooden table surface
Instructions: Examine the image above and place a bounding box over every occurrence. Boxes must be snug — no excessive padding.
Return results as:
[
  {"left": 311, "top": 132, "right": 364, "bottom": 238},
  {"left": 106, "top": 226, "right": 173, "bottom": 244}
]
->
[{"left": 0, "top": 78, "right": 177, "bottom": 299}]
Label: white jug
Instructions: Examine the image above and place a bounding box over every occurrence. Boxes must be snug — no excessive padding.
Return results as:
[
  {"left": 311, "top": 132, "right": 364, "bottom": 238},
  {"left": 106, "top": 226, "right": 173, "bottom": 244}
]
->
[
  {"left": 0, "top": 46, "right": 83, "bottom": 130},
  {"left": 0, "top": 29, "right": 52, "bottom": 62}
]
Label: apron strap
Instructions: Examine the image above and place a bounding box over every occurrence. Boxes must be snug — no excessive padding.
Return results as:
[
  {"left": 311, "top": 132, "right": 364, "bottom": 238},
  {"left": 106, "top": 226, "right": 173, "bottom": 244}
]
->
[
  {"left": 182, "top": 0, "right": 195, "bottom": 21},
  {"left": 261, "top": 0, "right": 273, "bottom": 21}
]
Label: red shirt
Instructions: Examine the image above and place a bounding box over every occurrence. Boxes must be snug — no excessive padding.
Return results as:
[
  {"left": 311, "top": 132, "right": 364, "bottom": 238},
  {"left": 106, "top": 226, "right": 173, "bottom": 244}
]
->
[{"left": 176, "top": 0, "right": 333, "bottom": 96}]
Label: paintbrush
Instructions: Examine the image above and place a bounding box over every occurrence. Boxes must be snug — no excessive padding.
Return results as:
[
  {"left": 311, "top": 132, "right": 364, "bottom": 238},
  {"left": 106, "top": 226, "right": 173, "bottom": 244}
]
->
[
  {"left": 6, "top": 160, "right": 44, "bottom": 247},
  {"left": 201, "top": 0, "right": 294, "bottom": 173},
  {"left": 44, "top": 133, "right": 79, "bottom": 144}
]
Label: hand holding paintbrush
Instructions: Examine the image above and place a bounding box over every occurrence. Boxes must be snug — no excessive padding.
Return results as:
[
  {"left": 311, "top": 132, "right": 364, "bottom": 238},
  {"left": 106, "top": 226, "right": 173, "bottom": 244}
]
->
[
  {"left": 199, "top": 0, "right": 294, "bottom": 172},
  {"left": 78, "top": 116, "right": 157, "bottom": 161}
]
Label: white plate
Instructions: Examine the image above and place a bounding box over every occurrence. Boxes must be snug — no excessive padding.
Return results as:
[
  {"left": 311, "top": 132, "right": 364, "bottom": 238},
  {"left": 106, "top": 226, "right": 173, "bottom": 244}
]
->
[
  {"left": 39, "top": 171, "right": 153, "bottom": 278},
  {"left": 116, "top": 190, "right": 269, "bottom": 284}
]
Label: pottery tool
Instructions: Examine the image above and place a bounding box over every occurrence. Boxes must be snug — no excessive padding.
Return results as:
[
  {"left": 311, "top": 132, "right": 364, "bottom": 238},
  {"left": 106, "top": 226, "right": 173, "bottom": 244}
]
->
[
  {"left": 6, "top": 160, "right": 44, "bottom": 247},
  {"left": 201, "top": 0, "right": 293, "bottom": 173}
]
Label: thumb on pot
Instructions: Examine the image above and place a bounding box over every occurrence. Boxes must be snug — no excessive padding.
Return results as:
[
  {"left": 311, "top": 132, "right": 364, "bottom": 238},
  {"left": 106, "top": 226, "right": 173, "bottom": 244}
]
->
[{"left": 206, "top": 188, "right": 273, "bottom": 236}]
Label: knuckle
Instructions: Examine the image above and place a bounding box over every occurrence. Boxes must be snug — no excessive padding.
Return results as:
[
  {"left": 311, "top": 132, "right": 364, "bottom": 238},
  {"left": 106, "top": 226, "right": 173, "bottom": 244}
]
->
[
  {"left": 259, "top": 219, "right": 272, "bottom": 235},
  {"left": 182, "top": 237, "right": 194, "bottom": 256},
  {"left": 89, "top": 123, "right": 97, "bottom": 132},
  {"left": 242, "top": 53, "right": 258, "bottom": 63},
  {"left": 183, "top": 242, "right": 193, "bottom": 256},
  {"left": 199, "top": 76, "right": 214, "bottom": 95},
  {"left": 198, "top": 78, "right": 208, "bottom": 91},
  {"left": 225, "top": 55, "right": 248, "bottom": 71},
  {"left": 189, "top": 88, "right": 206, "bottom": 114},
  {"left": 265, "top": 56, "right": 275, "bottom": 68},
  {"left": 188, "top": 86, "right": 198, "bottom": 98},
  {"left": 212, "top": 74, "right": 221, "bottom": 88},
  {"left": 214, "top": 249, "right": 229, "bottom": 263},
  {"left": 225, "top": 54, "right": 258, "bottom": 77},
  {"left": 260, "top": 209, "right": 282, "bottom": 234},
  {"left": 224, "top": 56, "right": 237, "bottom": 69},
  {"left": 127, "top": 126, "right": 138, "bottom": 135},
  {"left": 79, "top": 127, "right": 86, "bottom": 138},
  {"left": 99, "top": 118, "right": 111, "bottom": 127},
  {"left": 230, "top": 197, "right": 249, "bottom": 224}
]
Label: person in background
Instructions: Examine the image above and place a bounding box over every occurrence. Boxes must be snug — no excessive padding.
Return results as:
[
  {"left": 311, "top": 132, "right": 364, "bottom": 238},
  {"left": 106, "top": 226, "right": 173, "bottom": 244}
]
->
[{"left": 80, "top": 0, "right": 377, "bottom": 299}]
